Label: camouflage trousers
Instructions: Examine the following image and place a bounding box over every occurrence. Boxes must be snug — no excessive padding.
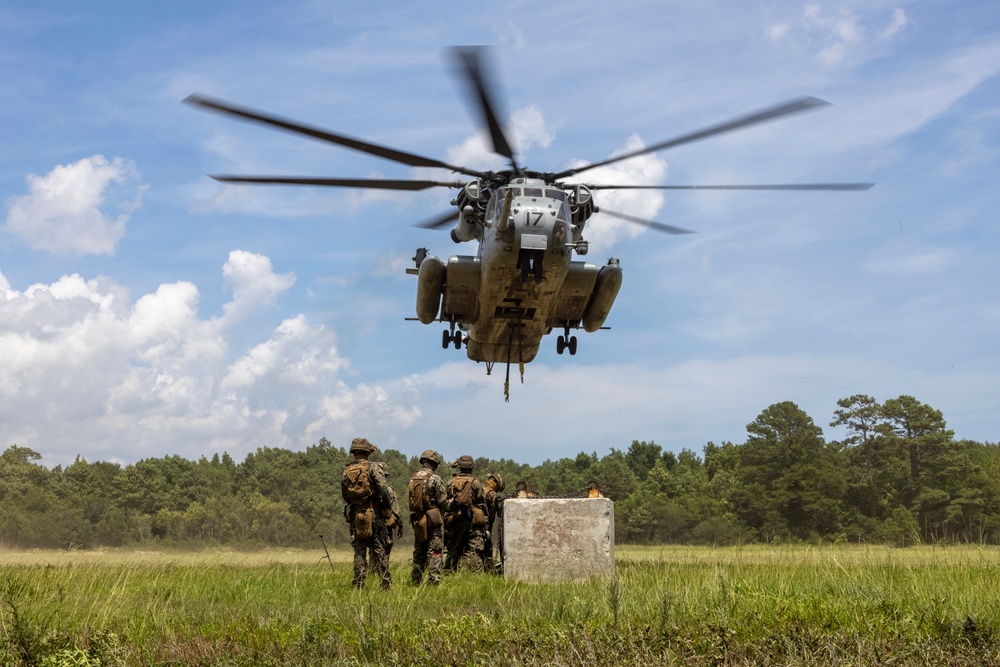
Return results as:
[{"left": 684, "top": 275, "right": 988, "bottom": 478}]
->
[
  {"left": 411, "top": 527, "right": 444, "bottom": 585},
  {"left": 351, "top": 523, "right": 391, "bottom": 590},
  {"left": 444, "top": 523, "right": 485, "bottom": 572}
]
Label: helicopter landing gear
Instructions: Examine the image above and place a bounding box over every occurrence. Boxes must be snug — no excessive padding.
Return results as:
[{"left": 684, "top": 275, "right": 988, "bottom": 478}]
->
[
  {"left": 556, "top": 323, "right": 577, "bottom": 355},
  {"left": 556, "top": 334, "right": 577, "bottom": 355},
  {"left": 442, "top": 329, "right": 463, "bottom": 350}
]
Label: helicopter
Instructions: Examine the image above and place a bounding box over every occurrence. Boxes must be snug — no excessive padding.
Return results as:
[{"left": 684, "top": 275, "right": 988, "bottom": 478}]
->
[{"left": 186, "top": 47, "right": 872, "bottom": 400}]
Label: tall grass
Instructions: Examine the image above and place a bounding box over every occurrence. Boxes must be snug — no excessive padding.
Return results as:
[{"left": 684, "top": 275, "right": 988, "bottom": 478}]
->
[{"left": 1, "top": 545, "right": 998, "bottom": 665}]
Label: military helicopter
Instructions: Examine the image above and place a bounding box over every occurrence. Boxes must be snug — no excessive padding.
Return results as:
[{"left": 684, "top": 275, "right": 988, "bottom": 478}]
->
[{"left": 186, "top": 47, "right": 872, "bottom": 399}]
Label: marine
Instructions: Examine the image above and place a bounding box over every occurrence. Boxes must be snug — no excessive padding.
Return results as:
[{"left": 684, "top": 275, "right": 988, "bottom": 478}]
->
[
  {"left": 444, "top": 455, "right": 488, "bottom": 572},
  {"left": 482, "top": 472, "right": 505, "bottom": 572},
  {"left": 340, "top": 437, "right": 394, "bottom": 590},
  {"left": 408, "top": 449, "right": 449, "bottom": 585},
  {"left": 374, "top": 462, "right": 404, "bottom": 562}
]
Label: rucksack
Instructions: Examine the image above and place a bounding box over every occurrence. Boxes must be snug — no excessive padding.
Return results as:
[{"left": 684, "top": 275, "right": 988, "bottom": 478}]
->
[
  {"left": 408, "top": 470, "right": 431, "bottom": 513},
  {"left": 450, "top": 475, "right": 475, "bottom": 509},
  {"left": 342, "top": 460, "right": 373, "bottom": 504}
]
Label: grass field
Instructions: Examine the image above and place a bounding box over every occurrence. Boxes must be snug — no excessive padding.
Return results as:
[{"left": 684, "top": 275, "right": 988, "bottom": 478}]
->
[{"left": 1, "top": 544, "right": 999, "bottom": 665}]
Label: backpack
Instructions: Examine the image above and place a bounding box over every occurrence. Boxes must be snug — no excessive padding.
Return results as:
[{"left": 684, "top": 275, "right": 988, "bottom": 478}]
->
[
  {"left": 342, "top": 460, "right": 373, "bottom": 504},
  {"left": 450, "top": 475, "right": 475, "bottom": 509},
  {"left": 408, "top": 470, "right": 431, "bottom": 513}
]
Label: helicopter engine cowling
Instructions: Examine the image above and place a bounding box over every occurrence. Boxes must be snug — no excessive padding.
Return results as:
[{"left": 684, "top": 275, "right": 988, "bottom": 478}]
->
[
  {"left": 450, "top": 205, "right": 478, "bottom": 243},
  {"left": 581, "top": 259, "right": 622, "bottom": 332},
  {"left": 415, "top": 254, "right": 445, "bottom": 324}
]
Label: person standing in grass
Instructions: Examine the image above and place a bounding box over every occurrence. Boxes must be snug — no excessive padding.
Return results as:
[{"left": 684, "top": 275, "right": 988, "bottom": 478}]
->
[
  {"left": 444, "top": 455, "right": 489, "bottom": 572},
  {"left": 375, "top": 462, "right": 403, "bottom": 562},
  {"left": 482, "top": 473, "right": 506, "bottom": 572},
  {"left": 408, "top": 450, "right": 449, "bottom": 585},
  {"left": 341, "top": 437, "right": 393, "bottom": 590}
]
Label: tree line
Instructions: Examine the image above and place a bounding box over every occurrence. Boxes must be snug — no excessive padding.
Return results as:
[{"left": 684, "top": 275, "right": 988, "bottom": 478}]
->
[{"left": 1, "top": 394, "right": 997, "bottom": 550}]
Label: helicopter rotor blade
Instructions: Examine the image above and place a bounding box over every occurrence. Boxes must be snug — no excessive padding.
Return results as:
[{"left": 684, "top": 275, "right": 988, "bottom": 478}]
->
[
  {"left": 415, "top": 210, "right": 460, "bottom": 229},
  {"left": 210, "top": 175, "right": 466, "bottom": 191},
  {"left": 184, "top": 94, "right": 485, "bottom": 179},
  {"left": 582, "top": 182, "right": 875, "bottom": 191},
  {"left": 597, "top": 208, "right": 695, "bottom": 235},
  {"left": 450, "top": 46, "right": 520, "bottom": 171},
  {"left": 552, "top": 97, "right": 832, "bottom": 180}
]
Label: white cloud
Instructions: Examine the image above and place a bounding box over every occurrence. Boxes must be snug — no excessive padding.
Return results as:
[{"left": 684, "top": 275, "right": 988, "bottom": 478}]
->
[
  {"left": 219, "top": 250, "right": 296, "bottom": 326},
  {"left": 881, "top": 8, "right": 909, "bottom": 38},
  {"left": 4, "top": 155, "right": 147, "bottom": 255},
  {"left": 765, "top": 3, "right": 881, "bottom": 67},
  {"left": 445, "top": 104, "right": 555, "bottom": 170},
  {"left": 564, "top": 134, "right": 669, "bottom": 249},
  {"left": 0, "top": 251, "right": 419, "bottom": 464}
]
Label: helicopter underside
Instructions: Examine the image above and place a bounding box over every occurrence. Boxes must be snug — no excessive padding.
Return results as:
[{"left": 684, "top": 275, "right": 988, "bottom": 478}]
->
[{"left": 434, "top": 249, "right": 619, "bottom": 365}]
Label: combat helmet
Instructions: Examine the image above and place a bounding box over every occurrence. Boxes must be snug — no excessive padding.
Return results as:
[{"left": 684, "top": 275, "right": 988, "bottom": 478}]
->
[
  {"left": 419, "top": 449, "right": 443, "bottom": 467},
  {"left": 349, "top": 437, "right": 377, "bottom": 455},
  {"left": 452, "top": 454, "right": 475, "bottom": 471},
  {"left": 487, "top": 473, "right": 505, "bottom": 492}
]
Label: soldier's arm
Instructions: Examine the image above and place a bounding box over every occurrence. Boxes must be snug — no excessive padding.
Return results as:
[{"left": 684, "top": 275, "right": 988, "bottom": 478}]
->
[
  {"left": 370, "top": 464, "right": 392, "bottom": 506},
  {"left": 389, "top": 488, "right": 402, "bottom": 518},
  {"left": 473, "top": 481, "right": 488, "bottom": 511},
  {"left": 433, "top": 476, "right": 451, "bottom": 513}
]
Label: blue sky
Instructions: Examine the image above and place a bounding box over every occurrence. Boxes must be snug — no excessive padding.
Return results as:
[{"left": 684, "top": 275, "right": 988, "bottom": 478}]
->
[{"left": 2, "top": 1, "right": 998, "bottom": 467}]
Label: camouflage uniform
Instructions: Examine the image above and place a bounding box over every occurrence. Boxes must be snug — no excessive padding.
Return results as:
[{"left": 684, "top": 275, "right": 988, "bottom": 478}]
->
[
  {"left": 444, "top": 455, "right": 489, "bottom": 572},
  {"left": 375, "top": 462, "right": 403, "bottom": 562},
  {"left": 341, "top": 438, "right": 393, "bottom": 590},
  {"left": 483, "top": 473, "right": 505, "bottom": 571},
  {"left": 409, "top": 450, "right": 449, "bottom": 585}
]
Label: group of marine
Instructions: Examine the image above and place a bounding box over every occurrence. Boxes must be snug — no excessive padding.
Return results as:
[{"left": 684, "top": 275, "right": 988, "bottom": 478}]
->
[{"left": 339, "top": 437, "right": 507, "bottom": 590}]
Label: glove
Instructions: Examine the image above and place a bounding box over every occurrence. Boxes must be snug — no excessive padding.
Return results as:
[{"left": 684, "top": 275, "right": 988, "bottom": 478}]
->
[{"left": 396, "top": 524, "right": 404, "bottom": 539}]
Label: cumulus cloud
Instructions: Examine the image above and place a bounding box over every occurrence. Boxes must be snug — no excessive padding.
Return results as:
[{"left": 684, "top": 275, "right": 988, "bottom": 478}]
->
[
  {"left": 4, "top": 155, "right": 147, "bottom": 255},
  {"left": 0, "top": 251, "right": 420, "bottom": 464},
  {"left": 445, "top": 104, "right": 555, "bottom": 170},
  {"left": 219, "top": 250, "right": 296, "bottom": 326},
  {"left": 563, "top": 134, "right": 669, "bottom": 249}
]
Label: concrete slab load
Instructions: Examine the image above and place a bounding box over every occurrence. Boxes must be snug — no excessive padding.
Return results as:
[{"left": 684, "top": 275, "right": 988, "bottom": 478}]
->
[{"left": 502, "top": 497, "right": 615, "bottom": 582}]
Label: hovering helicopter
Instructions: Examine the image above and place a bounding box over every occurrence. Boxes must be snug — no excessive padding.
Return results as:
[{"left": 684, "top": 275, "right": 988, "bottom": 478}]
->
[{"left": 186, "top": 47, "right": 872, "bottom": 400}]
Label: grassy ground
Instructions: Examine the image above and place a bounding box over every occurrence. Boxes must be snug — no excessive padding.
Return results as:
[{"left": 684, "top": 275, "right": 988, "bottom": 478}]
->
[{"left": 1, "top": 544, "right": 999, "bottom": 665}]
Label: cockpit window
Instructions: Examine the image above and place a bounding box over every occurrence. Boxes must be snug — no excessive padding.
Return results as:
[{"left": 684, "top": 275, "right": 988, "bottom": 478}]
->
[
  {"left": 523, "top": 187, "right": 544, "bottom": 198},
  {"left": 557, "top": 202, "right": 570, "bottom": 222},
  {"left": 546, "top": 189, "right": 567, "bottom": 202},
  {"left": 488, "top": 188, "right": 506, "bottom": 220}
]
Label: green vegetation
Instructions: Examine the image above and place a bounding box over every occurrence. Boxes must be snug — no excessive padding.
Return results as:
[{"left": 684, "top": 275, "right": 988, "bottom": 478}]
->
[
  {"left": 2, "top": 394, "right": 998, "bottom": 550},
  {"left": 0, "top": 395, "right": 1000, "bottom": 549},
  {"left": 0, "top": 546, "right": 998, "bottom": 665}
]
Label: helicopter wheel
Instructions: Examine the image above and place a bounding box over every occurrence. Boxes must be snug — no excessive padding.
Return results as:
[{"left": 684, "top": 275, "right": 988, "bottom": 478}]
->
[
  {"left": 519, "top": 259, "right": 530, "bottom": 283},
  {"left": 442, "top": 330, "right": 451, "bottom": 349},
  {"left": 556, "top": 335, "right": 565, "bottom": 355},
  {"left": 568, "top": 336, "right": 577, "bottom": 356},
  {"left": 454, "top": 333, "right": 462, "bottom": 350},
  {"left": 533, "top": 256, "right": 543, "bottom": 283}
]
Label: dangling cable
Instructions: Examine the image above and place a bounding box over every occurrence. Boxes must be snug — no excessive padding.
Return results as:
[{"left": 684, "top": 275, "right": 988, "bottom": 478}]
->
[
  {"left": 503, "top": 325, "right": 512, "bottom": 402},
  {"left": 516, "top": 305, "right": 525, "bottom": 384}
]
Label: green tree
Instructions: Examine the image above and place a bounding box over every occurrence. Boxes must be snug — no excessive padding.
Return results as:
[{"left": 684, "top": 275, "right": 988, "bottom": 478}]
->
[
  {"left": 624, "top": 440, "right": 662, "bottom": 482},
  {"left": 729, "top": 402, "right": 846, "bottom": 540}
]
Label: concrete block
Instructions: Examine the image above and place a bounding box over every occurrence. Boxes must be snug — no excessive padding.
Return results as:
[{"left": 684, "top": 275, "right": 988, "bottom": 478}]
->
[{"left": 502, "top": 497, "right": 614, "bottom": 582}]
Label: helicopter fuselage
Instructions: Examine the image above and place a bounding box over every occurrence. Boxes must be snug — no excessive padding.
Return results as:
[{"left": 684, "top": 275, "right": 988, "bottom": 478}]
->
[{"left": 414, "top": 177, "right": 622, "bottom": 367}]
